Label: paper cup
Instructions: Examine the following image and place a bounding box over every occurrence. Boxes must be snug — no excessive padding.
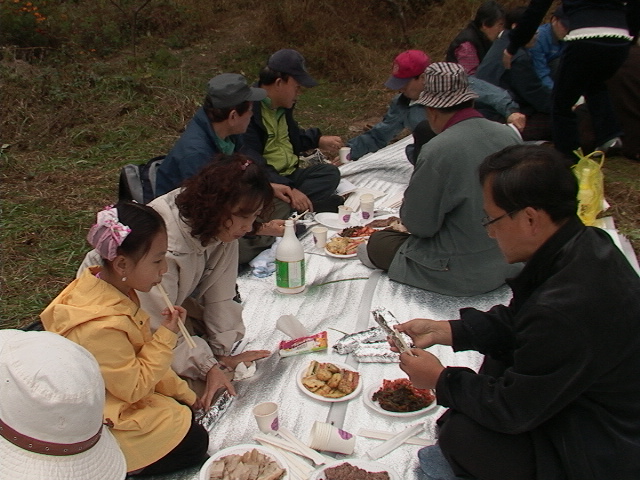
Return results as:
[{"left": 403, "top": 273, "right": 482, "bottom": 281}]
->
[
  {"left": 338, "top": 206, "right": 353, "bottom": 225},
  {"left": 309, "top": 421, "right": 355, "bottom": 455},
  {"left": 253, "top": 402, "right": 279, "bottom": 434},
  {"left": 359, "top": 193, "right": 375, "bottom": 220},
  {"left": 311, "top": 226, "right": 328, "bottom": 248},
  {"left": 338, "top": 147, "right": 351, "bottom": 164}
]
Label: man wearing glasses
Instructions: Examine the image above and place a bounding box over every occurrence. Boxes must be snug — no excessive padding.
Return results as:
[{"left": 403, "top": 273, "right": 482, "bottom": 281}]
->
[
  {"left": 397, "top": 144, "right": 640, "bottom": 480},
  {"left": 359, "top": 62, "right": 522, "bottom": 296}
]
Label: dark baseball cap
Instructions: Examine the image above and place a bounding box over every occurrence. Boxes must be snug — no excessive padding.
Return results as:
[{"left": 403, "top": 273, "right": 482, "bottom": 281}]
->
[
  {"left": 267, "top": 49, "right": 318, "bottom": 87},
  {"left": 552, "top": 5, "right": 569, "bottom": 28},
  {"left": 206, "top": 73, "right": 266, "bottom": 109}
]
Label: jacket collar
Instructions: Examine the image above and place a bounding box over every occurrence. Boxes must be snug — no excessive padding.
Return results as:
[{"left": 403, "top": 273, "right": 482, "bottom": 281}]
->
[{"left": 508, "top": 215, "right": 585, "bottom": 299}]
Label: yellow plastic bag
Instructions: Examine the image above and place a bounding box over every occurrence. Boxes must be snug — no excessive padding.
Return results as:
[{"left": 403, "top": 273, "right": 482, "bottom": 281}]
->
[{"left": 572, "top": 149, "right": 605, "bottom": 226}]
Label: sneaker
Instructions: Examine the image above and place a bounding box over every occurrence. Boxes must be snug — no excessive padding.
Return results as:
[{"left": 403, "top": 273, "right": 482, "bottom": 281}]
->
[{"left": 596, "top": 137, "right": 623, "bottom": 155}]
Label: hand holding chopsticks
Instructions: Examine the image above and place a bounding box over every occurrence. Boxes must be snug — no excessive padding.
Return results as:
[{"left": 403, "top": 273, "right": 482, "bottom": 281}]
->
[{"left": 156, "top": 284, "right": 197, "bottom": 349}]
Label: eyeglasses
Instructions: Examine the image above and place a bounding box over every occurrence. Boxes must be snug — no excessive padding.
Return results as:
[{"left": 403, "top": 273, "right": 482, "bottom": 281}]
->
[{"left": 481, "top": 209, "right": 521, "bottom": 228}]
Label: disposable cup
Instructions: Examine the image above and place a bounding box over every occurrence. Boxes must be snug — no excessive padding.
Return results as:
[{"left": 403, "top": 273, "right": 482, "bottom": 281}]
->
[
  {"left": 308, "top": 421, "right": 355, "bottom": 455},
  {"left": 253, "top": 402, "right": 279, "bottom": 434},
  {"left": 338, "top": 206, "right": 353, "bottom": 225},
  {"left": 359, "top": 193, "right": 375, "bottom": 220},
  {"left": 338, "top": 147, "right": 351, "bottom": 164},
  {"left": 311, "top": 226, "right": 328, "bottom": 248}
]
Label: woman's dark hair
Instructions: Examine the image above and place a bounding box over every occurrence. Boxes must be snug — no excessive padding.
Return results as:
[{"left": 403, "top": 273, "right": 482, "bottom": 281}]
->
[
  {"left": 473, "top": 0, "right": 506, "bottom": 28},
  {"left": 203, "top": 97, "right": 251, "bottom": 123},
  {"left": 175, "top": 153, "right": 274, "bottom": 246},
  {"left": 479, "top": 145, "right": 578, "bottom": 223},
  {"left": 258, "top": 66, "right": 290, "bottom": 86},
  {"left": 113, "top": 202, "right": 166, "bottom": 263}
]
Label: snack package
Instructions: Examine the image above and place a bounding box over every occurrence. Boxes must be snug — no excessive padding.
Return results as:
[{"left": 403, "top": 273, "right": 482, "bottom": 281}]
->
[{"left": 279, "top": 331, "right": 328, "bottom": 357}]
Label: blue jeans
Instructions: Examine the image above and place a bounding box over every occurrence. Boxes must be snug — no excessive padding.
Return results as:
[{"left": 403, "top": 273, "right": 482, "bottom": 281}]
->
[{"left": 418, "top": 444, "right": 475, "bottom": 480}]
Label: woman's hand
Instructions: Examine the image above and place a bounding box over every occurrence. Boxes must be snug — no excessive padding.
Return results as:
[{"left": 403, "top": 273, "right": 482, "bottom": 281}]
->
[
  {"left": 201, "top": 364, "right": 236, "bottom": 411},
  {"left": 399, "top": 349, "right": 444, "bottom": 389},
  {"left": 218, "top": 350, "right": 271, "bottom": 371},
  {"left": 394, "top": 318, "right": 453, "bottom": 349},
  {"left": 160, "top": 305, "right": 187, "bottom": 334},
  {"left": 258, "top": 220, "right": 286, "bottom": 237}
]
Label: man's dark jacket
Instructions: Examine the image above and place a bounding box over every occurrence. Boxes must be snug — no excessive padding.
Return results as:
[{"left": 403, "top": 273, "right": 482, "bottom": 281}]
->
[{"left": 437, "top": 216, "right": 640, "bottom": 479}]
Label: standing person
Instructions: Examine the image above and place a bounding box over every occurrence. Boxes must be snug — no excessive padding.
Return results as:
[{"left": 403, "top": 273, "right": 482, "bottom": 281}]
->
[
  {"left": 358, "top": 63, "right": 522, "bottom": 296},
  {"left": 346, "top": 50, "right": 525, "bottom": 164},
  {"left": 244, "top": 49, "right": 344, "bottom": 213},
  {"left": 79, "top": 154, "right": 273, "bottom": 411},
  {"left": 0, "top": 330, "right": 127, "bottom": 480},
  {"left": 446, "top": 0, "right": 506, "bottom": 75},
  {"left": 503, "top": 0, "right": 639, "bottom": 159},
  {"left": 528, "top": 6, "right": 569, "bottom": 89},
  {"left": 42, "top": 203, "right": 209, "bottom": 476},
  {"left": 397, "top": 145, "right": 640, "bottom": 480},
  {"left": 154, "top": 73, "right": 288, "bottom": 263}
]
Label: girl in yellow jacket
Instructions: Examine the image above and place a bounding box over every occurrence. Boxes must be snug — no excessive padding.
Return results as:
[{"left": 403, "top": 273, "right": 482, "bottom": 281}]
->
[{"left": 41, "top": 202, "right": 209, "bottom": 476}]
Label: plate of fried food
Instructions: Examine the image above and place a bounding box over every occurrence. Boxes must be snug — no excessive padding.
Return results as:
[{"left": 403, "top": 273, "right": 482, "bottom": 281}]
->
[
  {"left": 324, "top": 236, "right": 366, "bottom": 258},
  {"left": 364, "top": 378, "right": 438, "bottom": 417},
  {"left": 310, "top": 459, "right": 399, "bottom": 480},
  {"left": 199, "top": 444, "right": 288, "bottom": 480},
  {"left": 298, "top": 360, "right": 362, "bottom": 402}
]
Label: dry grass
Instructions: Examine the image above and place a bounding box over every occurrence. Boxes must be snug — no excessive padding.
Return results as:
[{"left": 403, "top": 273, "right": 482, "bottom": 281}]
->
[{"left": 1, "top": 0, "right": 638, "bottom": 328}]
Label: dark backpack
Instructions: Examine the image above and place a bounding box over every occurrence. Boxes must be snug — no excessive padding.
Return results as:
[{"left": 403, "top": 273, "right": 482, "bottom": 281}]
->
[{"left": 118, "top": 155, "right": 165, "bottom": 204}]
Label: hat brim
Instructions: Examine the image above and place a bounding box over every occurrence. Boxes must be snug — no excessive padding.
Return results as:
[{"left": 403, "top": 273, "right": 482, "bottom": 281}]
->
[
  {"left": 247, "top": 86, "right": 267, "bottom": 102},
  {"left": 416, "top": 89, "right": 479, "bottom": 108},
  {"left": 384, "top": 75, "right": 412, "bottom": 90},
  {"left": 0, "top": 426, "right": 126, "bottom": 480},
  {"left": 293, "top": 73, "right": 318, "bottom": 88}
]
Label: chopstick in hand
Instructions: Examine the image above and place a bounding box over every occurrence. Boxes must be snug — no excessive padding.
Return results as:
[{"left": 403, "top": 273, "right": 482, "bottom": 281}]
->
[{"left": 156, "top": 284, "right": 197, "bottom": 349}]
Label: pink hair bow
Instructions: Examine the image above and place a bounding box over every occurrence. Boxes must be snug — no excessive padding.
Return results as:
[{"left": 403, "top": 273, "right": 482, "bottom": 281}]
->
[{"left": 86, "top": 206, "right": 131, "bottom": 261}]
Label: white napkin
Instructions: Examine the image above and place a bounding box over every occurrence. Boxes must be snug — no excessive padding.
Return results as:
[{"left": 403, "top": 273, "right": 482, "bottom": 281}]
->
[
  {"left": 276, "top": 314, "right": 311, "bottom": 339},
  {"left": 366, "top": 422, "right": 425, "bottom": 460}
]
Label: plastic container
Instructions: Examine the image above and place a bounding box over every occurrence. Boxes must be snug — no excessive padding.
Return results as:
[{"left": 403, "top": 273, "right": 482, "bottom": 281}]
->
[{"left": 275, "top": 219, "right": 305, "bottom": 294}]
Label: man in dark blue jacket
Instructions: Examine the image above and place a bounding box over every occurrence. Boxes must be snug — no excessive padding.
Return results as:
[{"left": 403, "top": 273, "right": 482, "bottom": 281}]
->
[{"left": 397, "top": 144, "right": 640, "bottom": 480}]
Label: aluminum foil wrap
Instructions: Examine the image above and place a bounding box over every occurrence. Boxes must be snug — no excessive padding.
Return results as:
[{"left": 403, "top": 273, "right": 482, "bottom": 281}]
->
[
  {"left": 332, "top": 326, "right": 387, "bottom": 354},
  {"left": 195, "top": 390, "right": 234, "bottom": 433},
  {"left": 353, "top": 342, "right": 400, "bottom": 363}
]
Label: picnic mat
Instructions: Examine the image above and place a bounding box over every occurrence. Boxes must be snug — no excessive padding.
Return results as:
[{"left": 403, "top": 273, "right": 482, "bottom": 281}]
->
[{"left": 146, "top": 135, "right": 638, "bottom": 480}]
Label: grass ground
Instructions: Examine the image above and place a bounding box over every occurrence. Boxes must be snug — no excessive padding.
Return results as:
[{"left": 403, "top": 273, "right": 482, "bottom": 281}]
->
[{"left": 1, "top": 0, "right": 639, "bottom": 328}]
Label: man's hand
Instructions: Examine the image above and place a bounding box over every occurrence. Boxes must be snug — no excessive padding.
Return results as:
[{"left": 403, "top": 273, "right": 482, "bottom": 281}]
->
[
  {"left": 257, "top": 220, "right": 285, "bottom": 237},
  {"left": 271, "top": 183, "right": 293, "bottom": 204},
  {"left": 318, "top": 135, "right": 343, "bottom": 155},
  {"left": 502, "top": 49, "right": 513, "bottom": 69},
  {"left": 288, "top": 188, "right": 313, "bottom": 212},
  {"left": 201, "top": 364, "right": 236, "bottom": 410},
  {"left": 218, "top": 350, "right": 271, "bottom": 371},
  {"left": 394, "top": 318, "right": 453, "bottom": 349},
  {"left": 399, "top": 349, "right": 445, "bottom": 389},
  {"left": 506, "top": 112, "right": 526, "bottom": 132},
  {"left": 160, "top": 305, "right": 187, "bottom": 334}
]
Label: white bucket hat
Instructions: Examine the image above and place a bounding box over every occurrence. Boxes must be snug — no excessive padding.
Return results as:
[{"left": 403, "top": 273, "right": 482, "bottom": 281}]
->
[{"left": 0, "top": 330, "right": 126, "bottom": 480}]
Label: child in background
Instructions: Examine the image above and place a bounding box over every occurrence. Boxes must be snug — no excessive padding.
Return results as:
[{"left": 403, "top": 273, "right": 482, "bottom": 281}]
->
[{"left": 41, "top": 202, "right": 209, "bottom": 476}]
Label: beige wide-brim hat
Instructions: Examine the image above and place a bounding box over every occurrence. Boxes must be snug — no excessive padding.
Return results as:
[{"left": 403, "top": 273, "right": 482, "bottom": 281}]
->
[{"left": 0, "top": 330, "right": 127, "bottom": 480}]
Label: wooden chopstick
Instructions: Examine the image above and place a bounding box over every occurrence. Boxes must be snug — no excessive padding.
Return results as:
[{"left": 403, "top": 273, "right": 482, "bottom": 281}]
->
[{"left": 156, "top": 284, "right": 197, "bottom": 349}]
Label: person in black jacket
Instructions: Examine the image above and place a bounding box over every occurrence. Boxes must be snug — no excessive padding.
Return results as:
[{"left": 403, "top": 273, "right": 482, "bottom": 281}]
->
[
  {"left": 395, "top": 144, "right": 640, "bottom": 480},
  {"left": 446, "top": 0, "right": 506, "bottom": 75},
  {"left": 243, "top": 49, "right": 344, "bottom": 213},
  {"left": 503, "top": 0, "right": 639, "bottom": 160}
]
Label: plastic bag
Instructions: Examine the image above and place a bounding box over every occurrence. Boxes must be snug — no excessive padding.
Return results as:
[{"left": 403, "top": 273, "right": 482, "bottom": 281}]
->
[{"left": 572, "top": 149, "right": 605, "bottom": 226}]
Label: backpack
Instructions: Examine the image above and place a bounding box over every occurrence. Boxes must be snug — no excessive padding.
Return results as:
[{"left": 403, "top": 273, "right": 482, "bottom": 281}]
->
[{"left": 118, "top": 155, "right": 165, "bottom": 204}]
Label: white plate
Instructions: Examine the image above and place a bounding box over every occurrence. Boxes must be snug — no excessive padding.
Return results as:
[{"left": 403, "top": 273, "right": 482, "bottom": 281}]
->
[
  {"left": 315, "top": 212, "right": 356, "bottom": 229},
  {"left": 199, "top": 444, "right": 289, "bottom": 480},
  {"left": 363, "top": 382, "right": 438, "bottom": 418},
  {"left": 324, "top": 236, "right": 366, "bottom": 259},
  {"left": 310, "top": 458, "right": 400, "bottom": 480},
  {"left": 297, "top": 361, "right": 362, "bottom": 402}
]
